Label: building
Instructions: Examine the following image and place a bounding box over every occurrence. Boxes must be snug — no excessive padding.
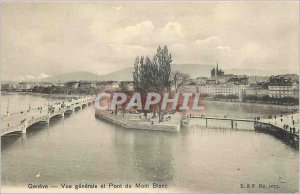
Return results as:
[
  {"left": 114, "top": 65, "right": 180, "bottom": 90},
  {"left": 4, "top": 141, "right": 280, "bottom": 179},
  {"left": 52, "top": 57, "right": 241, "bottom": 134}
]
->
[
  {"left": 209, "top": 62, "right": 235, "bottom": 84},
  {"left": 197, "top": 84, "right": 216, "bottom": 97},
  {"left": 65, "top": 81, "right": 79, "bottom": 89},
  {"left": 179, "top": 81, "right": 199, "bottom": 93},
  {"left": 227, "top": 75, "right": 248, "bottom": 85},
  {"left": 78, "top": 81, "right": 97, "bottom": 89},
  {"left": 119, "top": 81, "right": 134, "bottom": 91},
  {"left": 198, "top": 83, "right": 246, "bottom": 101},
  {"left": 248, "top": 76, "right": 270, "bottom": 85},
  {"left": 1, "top": 83, "right": 17, "bottom": 91},
  {"left": 15, "top": 82, "right": 34, "bottom": 91},
  {"left": 245, "top": 86, "right": 269, "bottom": 97},
  {"left": 268, "top": 83, "right": 299, "bottom": 98},
  {"left": 211, "top": 62, "right": 224, "bottom": 78},
  {"left": 97, "top": 81, "right": 120, "bottom": 92},
  {"left": 206, "top": 79, "right": 217, "bottom": 85},
  {"left": 195, "top": 77, "right": 208, "bottom": 85},
  {"left": 268, "top": 75, "right": 299, "bottom": 98}
]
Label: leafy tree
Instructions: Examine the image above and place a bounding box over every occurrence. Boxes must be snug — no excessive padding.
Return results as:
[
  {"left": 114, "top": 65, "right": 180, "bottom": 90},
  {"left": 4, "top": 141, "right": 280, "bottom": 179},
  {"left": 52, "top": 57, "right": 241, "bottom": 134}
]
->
[
  {"left": 260, "top": 95, "right": 271, "bottom": 102},
  {"left": 132, "top": 45, "right": 172, "bottom": 122},
  {"left": 246, "top": 95, "right": 258, "bottom": 101},
  {"left": 215, "top": 94, "right": 226, "bottom": 99},
  {"left": 171, "top": 71, "right": 190, "bottom": 92},
  {"left": 200, "top": 93, "right": 209, "bottom": 98},
  {"left": 226, "top": 94, "right": 238, "bottom": 100}
]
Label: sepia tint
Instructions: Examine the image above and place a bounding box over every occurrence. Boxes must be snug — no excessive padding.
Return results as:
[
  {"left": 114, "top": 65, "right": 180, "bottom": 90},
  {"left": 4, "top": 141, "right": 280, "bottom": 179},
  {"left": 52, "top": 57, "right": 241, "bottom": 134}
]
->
[{"left": 1, "top": 1, "right": 299, "bottom": 193}]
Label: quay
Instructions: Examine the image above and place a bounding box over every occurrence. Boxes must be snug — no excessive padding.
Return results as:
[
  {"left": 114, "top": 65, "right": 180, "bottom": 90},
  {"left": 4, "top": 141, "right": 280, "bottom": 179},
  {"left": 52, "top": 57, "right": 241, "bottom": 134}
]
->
[
  {"left": 95, "top": 110, "right": 181, "bottom": 132},
  {"left": 0, "top": 96, "right": 94, "bottom": 136}
]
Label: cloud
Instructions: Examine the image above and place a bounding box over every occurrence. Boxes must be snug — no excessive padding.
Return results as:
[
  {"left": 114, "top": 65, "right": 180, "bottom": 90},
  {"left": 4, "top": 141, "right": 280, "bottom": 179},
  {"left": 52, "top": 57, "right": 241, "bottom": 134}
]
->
[
  {"left": 194, "top": 36, "right": 223, "bottom": 49},
  {"left": 169, "top": 36, "right": 238, "bottom": 68},
  {"left": 112, "top": 21, "right": 186, "bottom": 48},
  {"left": 114, "top": 6, "right": 122, "bottom": 11},
  {"left": 24, "top": 74, "right": 50, "bottom": 80},
  {"left": 216, "top": 46, "right": 235, "bottom": 53},
  {"left": 1, "top": 2, "right": 298, "bottom": 80},
  {"left": 160, "top": 22, "right": 184, "bottom": 42},
  {"left": 125, "top": 20, "right": 154, "bottom": 35},
  {"left": 38, "top": 73, "right": 50, "bottom": 79},
  {"left": 111, "top": 20, "right": 154, "bottom": 45}
]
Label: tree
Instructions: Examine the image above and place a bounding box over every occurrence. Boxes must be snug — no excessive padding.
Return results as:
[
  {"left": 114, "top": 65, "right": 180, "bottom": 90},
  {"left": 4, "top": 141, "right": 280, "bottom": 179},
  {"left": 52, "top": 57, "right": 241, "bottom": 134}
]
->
[
  {"left": 171, "top": 71, "right": 190, "bottom": 92},
  {"left": 132, "top": 45, "right": 173, "bottom": 122},
  {"left": 282, "top": 96, "right": 298, "bottom": 105},
  {"left": 226, "top": 94, "right": 238, "bottom": 100},
  {"left": 200, "top": 93, "right": 209, "bottom": 98},
  {"left": 153, "top": 46, "right": 172, "bottom": 91},
  {"left": 133, "top": 57, "right": 140, "bottom": 90},
  {"left": 260, "top": 95, "right": 271, "bottom": 103},
  {"left": 246, "top": 95, "right": 258, "bottom": 101}
]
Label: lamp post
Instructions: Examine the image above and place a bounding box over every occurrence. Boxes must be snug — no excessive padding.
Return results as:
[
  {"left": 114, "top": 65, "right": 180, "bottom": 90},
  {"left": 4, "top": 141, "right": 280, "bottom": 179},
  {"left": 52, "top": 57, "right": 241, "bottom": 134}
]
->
[{"left": 6, "top": 97, "right": 10, "bottom": 117}]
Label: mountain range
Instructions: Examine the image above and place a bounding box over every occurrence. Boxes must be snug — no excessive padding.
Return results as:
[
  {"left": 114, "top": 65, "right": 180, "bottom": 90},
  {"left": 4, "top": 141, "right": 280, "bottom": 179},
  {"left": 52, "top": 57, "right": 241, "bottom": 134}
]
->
[
  {"left": 41, "top": 64, "right": 214, "bottom": 82},
  {"left": 4, "top": 63, "right": 295, "bottom": 83}
]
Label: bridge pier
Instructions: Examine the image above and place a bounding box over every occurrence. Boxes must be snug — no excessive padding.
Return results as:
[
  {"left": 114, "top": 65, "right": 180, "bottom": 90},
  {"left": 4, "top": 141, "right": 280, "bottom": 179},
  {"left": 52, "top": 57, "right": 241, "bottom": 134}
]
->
[
  {"left": 21, "top": 120, "right": 28, "bottom": 134},
  {"left": 21, "top": 132, "right": 27, "bottom": 140},
  {"left": 231, "top": 120, "right": 234, "bottom": 129}
]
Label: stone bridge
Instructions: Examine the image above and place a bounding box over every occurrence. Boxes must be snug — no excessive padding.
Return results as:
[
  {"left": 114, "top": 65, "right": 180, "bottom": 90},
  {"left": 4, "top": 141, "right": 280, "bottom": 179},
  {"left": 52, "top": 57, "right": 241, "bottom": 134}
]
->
[{"left": 0, "top": 96, "right": 94, "bottom": 136}]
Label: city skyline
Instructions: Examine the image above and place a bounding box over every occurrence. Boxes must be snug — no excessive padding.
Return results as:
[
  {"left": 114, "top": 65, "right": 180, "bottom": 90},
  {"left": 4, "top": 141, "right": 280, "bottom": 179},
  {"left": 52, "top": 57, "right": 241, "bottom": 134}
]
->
[{"left": 1, "top": 1, "right": 299, "bottom": 81}]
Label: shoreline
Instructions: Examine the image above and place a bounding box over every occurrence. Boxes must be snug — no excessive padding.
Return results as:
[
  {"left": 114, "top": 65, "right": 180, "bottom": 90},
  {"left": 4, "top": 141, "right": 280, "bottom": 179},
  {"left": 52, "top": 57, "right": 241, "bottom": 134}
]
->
[
  {"left": 2, "top": 91, "right": 298, "bottom": 109},
  {"left": 202, "top": 100, "right": 299, "bottom": 110},
  {"left": 0, "top": 91, "right": 91, "bottom": 99},
  {"left": 95, "top": 110, "right": 181, "bottom": 132}
]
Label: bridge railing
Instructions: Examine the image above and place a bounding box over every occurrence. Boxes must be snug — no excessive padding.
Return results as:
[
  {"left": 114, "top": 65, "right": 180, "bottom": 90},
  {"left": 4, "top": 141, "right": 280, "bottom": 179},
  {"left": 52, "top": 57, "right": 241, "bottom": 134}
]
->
[
  {"left": 27, "top": 115, "right": 49, "bottom": 126},
  {"left": 1, "top": 97, "right": 94, "bottom": 136}
]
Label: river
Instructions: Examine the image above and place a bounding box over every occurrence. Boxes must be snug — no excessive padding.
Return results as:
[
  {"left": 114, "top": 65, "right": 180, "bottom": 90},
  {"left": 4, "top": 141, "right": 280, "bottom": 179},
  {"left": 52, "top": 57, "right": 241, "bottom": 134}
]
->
[{"left": 1, "top": 94, "right": 299, "bottom": 193}]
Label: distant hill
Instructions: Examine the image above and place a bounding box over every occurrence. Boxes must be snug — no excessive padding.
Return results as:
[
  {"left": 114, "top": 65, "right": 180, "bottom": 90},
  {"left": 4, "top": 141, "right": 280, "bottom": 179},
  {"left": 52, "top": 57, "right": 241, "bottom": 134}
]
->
[
  {"left": 96, "top": 64, "right": 213, "bottom": 81},
  {"left": 41, "top": 64, "right": 214, "bottom": 82},
  {"left": 172, "top": 64, "right": 213, "bottom": 78},
  {"left": 42, "top": 71, "right": 102, "bottom": 82},
  {"left": 97, "top": 68, "right": 134, "bottom": 81}
]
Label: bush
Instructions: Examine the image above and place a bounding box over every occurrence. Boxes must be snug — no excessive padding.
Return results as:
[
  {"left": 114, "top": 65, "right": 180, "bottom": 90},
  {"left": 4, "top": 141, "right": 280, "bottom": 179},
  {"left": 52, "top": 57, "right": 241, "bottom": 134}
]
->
[
  {"left": 215, "top": 94, "right": 226, "bottom": 99},
  {"left": 226, "top": 94, "right": 239, "bottom": 100},
  {"left": 246, "top": 95, "right": 258, "bottom": 101}
]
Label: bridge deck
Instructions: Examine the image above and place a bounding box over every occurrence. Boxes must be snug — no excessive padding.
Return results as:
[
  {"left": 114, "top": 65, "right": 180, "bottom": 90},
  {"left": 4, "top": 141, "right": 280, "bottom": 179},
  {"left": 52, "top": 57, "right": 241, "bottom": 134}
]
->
[
  {"left": 1, "top": 96, "right": 94, "bottom": 136},
  {"left": 191, "top": 113, "right": 299, "bottom": 136}
]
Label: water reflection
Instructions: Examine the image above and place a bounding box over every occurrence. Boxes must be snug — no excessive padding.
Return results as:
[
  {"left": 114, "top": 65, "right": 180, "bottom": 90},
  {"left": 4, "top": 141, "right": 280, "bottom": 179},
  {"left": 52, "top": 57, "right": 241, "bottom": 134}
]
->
[
  {"left": 202, "top": 101, "right": 296, "bottom": 119},
  {"left": 1, "top": 95, "right": 299, "bottom": 192},
  {"left": 112, "top": 128, "right": 175, "bottom": 183}
]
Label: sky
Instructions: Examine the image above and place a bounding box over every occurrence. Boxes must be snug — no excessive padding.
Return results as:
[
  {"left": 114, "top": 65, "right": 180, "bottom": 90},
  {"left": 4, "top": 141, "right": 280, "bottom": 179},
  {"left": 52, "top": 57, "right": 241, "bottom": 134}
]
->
[{"left": 1, "top": 1, "right": 299, "bottom": 80}]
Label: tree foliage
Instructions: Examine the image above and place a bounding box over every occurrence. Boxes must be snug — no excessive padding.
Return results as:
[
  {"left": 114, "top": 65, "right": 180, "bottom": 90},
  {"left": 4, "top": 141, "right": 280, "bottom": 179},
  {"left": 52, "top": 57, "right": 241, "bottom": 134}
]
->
[
  {"left": 132, "top": 45, "right": 172, "bottom": 121},
  {"left": 133, "top": 45, "right": 172, "bottom": 93},
  {"left": 171, "top": 71, "right": 190, "bottom": 92}
]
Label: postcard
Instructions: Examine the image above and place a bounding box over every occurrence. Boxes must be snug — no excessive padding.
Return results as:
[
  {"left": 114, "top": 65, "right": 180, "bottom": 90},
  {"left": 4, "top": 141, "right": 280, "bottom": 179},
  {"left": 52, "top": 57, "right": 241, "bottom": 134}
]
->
[{"left": 1, "top": 1, "right": 299, "bottom": 193}]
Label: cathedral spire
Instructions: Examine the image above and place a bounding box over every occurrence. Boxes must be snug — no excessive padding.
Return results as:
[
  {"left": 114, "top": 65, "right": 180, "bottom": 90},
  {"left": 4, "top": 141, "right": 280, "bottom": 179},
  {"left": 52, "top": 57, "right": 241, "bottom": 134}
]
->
[{"left": 216, "top": 61, "right": 219, "bottom": 71}]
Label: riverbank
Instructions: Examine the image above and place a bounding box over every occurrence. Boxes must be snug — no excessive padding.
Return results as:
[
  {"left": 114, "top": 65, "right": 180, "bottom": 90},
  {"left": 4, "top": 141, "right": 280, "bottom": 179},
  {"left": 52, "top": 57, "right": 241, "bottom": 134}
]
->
[
  {"left": 1, "top": 91, "right": 92, "bottom": 99},
  {"left": 95, "top": 110, "right": 181, "bottom": 132},
  {"left": 202, "top": 100, "right": 299, "bottom": 111}
]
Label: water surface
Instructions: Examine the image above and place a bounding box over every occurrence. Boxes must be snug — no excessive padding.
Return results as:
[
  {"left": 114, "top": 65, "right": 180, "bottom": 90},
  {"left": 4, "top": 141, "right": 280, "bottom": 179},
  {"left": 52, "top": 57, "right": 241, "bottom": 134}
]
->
[{"left": 1, "top": 95, "right": 299, "bottom": 193}]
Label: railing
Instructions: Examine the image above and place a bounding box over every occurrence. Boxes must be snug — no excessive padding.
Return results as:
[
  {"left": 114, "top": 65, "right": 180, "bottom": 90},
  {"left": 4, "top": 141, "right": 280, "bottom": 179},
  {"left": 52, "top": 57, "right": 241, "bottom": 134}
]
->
[{"left": 1, "top": 97, "right": 94, "bottom": 136}]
